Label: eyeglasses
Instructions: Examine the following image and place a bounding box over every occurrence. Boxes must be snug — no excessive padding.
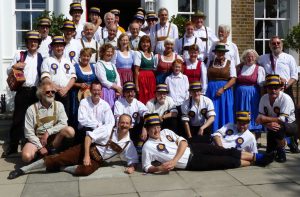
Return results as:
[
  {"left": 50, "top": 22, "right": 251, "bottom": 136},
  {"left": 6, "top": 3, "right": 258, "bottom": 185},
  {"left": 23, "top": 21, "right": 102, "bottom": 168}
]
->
[
  {"left": 271, "top": 41, "right": 281, "bottom": 45},
  {"left": 45, "top": 90, "right": 56, "bottom": 94},
  {"left": 267, "top": 86, "right": 281, "bottom": 90}
]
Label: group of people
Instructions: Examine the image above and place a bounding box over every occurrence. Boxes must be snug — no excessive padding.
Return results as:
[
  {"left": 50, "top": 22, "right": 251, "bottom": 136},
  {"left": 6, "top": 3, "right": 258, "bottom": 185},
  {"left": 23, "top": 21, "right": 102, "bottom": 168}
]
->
[{"left": 3, "top": 3, "right": 299, "bottom": 179}]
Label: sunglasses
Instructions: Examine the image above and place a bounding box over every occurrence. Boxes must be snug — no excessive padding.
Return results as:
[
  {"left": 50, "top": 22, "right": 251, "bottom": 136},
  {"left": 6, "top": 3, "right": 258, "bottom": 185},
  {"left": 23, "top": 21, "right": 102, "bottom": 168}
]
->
[
  {"left": 45, "top": 90, "right": 56, "bottom": 94},
  {"left": 271, "top": 41, "right": 281, "bottom": 45},
  {"left": 267, "top": 86, "right": 281, "bottom": 90}
]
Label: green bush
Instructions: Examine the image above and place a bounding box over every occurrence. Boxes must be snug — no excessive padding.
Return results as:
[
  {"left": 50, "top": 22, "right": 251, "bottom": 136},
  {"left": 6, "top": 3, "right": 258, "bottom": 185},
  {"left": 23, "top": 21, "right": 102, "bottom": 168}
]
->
[
  {"left": 170, "top": 15, "right": 188, "bottom": 38},
  {"left": 284, "top": 24, "right": 300, "bottom": 51}
]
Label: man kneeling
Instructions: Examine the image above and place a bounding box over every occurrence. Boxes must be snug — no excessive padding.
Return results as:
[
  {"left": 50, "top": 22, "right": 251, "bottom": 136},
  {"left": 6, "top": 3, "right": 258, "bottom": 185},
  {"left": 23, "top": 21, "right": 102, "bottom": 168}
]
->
[
  {"left": 142, "top": 113, "right": 273, "bottom": 173},
  {"left": 8, "top": 114, "right": 138, "bottom": 179}
]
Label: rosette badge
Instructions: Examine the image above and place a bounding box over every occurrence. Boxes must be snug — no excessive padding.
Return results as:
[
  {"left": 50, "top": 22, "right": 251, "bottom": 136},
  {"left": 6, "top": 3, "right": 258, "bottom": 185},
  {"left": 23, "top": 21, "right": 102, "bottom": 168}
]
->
[{"left": 51, "top": 63, "right": 58, "bottom": 74}]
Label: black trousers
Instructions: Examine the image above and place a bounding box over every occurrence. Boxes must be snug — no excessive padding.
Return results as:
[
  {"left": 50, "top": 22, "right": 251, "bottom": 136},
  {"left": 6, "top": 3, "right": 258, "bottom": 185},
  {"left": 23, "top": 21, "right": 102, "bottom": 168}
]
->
[
  {"left": 267, "top": 121, "right": 298, "bottom": 152},
  {"left": 55, "top": 92, "right": 70, "bottom": 118},
  {"left": 161, "top": 117, "right": 178, "bottom": 131},
  {"left": 9, "top": 87, "right": 38, "bottom": 150},
  {"left": 189, "top": 125, "right": 212, "bottom": 144},
  {"left": 130, "top": 121, "right": 144, "bottom": 146},
  {"left": 186, "top": 143, "right": 241, "bottom": 171}
]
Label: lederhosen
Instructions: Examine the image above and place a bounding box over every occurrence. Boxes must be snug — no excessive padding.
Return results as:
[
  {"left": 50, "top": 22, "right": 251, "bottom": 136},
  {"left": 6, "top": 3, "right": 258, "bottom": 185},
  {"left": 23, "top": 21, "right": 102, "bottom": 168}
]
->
[
  {"left": 9, "top": 51, "right": 42, "bottom": 150},
  {"left": 80, "top": 38, "right": 98, "bottom": 62},
  {"left": 154, "top": 23, "right": 171, "bottom": 53},
  {"left": 181, "top": 37, "right": 197, "bottom": 55}
]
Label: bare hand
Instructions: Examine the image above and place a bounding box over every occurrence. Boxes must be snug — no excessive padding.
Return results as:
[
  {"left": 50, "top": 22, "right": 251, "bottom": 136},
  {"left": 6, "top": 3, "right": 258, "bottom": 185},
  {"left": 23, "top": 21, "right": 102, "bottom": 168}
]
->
[
  {"left": 198, "top": 127, "right": 204, "bottom": 136},
  {"left": 124, "top": 166, "right": 135, "bottom": 174},
  {"left": 115, "top": 86, "right": 123, "bottom": 95},
  {"left": 13, "top": 62, "right": 26, "bottom": 70},
  {"left": 140, "top": 127, "right": 148, "bottom": 141},
  {"left": 96, "top": 17, "right": 102, "bottom": 26},
  {"left": 265, "top": 122, "right": 281, "bottom": 131},
  {"left": 39, "top": 147, "right": 48, "bottom": 156},
  {"left": 58, "top": 87, "right": 69, "bottom": 97},
  {"left": 216, "top": 87, "right": 225, "bottom": 97},
  {"left": 81, "top": 83, "right": 89, "bottom": 89},
  {"left": 39, "top": 132, "right": 49, "bottom": 147},
  {"left": 83, "top": 155, "right": 91, "bottom": 166},
  {"left": 161, "top": 160, "right": 176, "bottom": 171}
]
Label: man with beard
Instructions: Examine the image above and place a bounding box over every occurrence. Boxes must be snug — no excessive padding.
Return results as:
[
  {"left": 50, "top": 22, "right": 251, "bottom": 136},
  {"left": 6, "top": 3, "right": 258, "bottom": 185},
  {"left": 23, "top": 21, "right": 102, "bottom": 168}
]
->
[
  {"left": 21, "top": 81, "right": 75, "bottom": 163},
  {"left": 8, "top": 113, "right": 138, "bottom": 179},
  {"left": 256, "top": 74, "right": 299, "bottom": 162}
]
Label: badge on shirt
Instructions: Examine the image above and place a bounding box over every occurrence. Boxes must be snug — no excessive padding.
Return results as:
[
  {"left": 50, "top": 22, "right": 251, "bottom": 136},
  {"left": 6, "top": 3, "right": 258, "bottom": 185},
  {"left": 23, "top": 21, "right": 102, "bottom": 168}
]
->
[
  {"left": 51, "top": 63, "right": 58, "bottom": 74},
  {"left": 273, "top": 107, "right": 280, "bottom": 117},
  {"left": 132, "top": 112, "right": 139, "bottom": 121},
  {"left": 264, "top": 107, "right": 268, "bottom": 115},
  {"left": 225, "top": 129, "right": 234, "bottom": 137},
  {"left": 188, "top": 111, "right": 195, "bottom": 118},
  {"left": 64, "top": 64, "right": 70, "bottom": 74},
  {"left": 157, "top": 143, "right": 169, "bottom": 153},
  {"left": 166, "top": 135, "right": 174, "bottom": 142},
  {"left": 235, "top": 137, "right": 244, "bottom": 148},
  {"left": 69, "top": 51, "right": 76, "bottom": 62}
]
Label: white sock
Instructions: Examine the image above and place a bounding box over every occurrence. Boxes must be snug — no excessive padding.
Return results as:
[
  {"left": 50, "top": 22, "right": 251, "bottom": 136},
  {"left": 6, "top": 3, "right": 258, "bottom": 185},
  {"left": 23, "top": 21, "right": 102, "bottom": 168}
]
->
[
  {"left": 21, "top": 159, "right": 45, "bottom": 173},
  {"left": 61, "top": 165, "right": 78, "bottom": 174}
]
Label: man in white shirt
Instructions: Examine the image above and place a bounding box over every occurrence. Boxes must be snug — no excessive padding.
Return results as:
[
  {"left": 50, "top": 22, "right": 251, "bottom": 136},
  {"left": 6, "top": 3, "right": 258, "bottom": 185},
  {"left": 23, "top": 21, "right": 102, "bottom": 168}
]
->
[
  {"left": 8, "top": 113, "right": 138, "bottom": 179},
  {"left": 100, "top": 24, "right": 118, "bottom": 49},
  {"left": 142, "top": 113, "right": 273, "bottom": 173},
  {"left": 150, "top": 8, "right": 179, "bottom": 54},
  {"left": 101, "top": 12, "right": 122, "bottom": 40},
  {"left": 77, "top": 81, "right": 115, "bottom": 143},
  {"left": 89, "top": 7, "right": 102, "bottom": 43},
  {"left": 128, "top": 22, "right": 146, "bottom": 50},
  {"left": 212, "top": 111, "right": 258, "bottom": 153},
  {"left": 258, "top": 36, "right": 298, "bottom": 102},
  {"left": 69, "top": 2, "right": 84, "bottom": 39},
  {"left": 37, "top": 17, "right": 52, "bottom": 59},
  {"left": 256, "top": 74, "right": 299, "bottom": 163}
]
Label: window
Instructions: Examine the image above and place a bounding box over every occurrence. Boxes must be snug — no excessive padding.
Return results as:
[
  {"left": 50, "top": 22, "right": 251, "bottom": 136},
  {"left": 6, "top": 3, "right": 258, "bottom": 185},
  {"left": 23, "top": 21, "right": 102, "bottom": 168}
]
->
[
  {"left": 178, "top": 0, "right": 204, "bottom": 20},
  {"left": 255, "top": 0, "right": 290, "bottom": 55},
  {"left": 145, "top": 0, "right": 155, "bottom": 12},
  {"left": 15, "top": 0, "right": 47, "bottom": 50}
]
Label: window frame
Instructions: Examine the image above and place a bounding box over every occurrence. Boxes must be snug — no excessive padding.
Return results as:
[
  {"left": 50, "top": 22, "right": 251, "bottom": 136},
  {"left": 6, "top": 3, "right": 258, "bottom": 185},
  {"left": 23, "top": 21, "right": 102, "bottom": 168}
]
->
[{"left": 177, "top": 0, "right": 205, "bottom": 20}]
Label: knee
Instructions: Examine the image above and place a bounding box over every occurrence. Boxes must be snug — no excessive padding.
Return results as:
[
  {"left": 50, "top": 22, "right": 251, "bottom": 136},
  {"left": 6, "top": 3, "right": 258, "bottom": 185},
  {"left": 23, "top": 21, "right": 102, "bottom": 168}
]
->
[
  {"left": 22, "top": 151, "right": 35, "bottom": 163},
  {"left": 61, "top": 126, "right": 75, "bottom": 138}
]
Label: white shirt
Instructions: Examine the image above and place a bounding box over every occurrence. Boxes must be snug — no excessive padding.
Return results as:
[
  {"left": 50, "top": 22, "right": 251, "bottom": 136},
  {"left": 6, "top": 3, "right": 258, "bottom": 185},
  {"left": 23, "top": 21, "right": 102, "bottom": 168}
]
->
[
  {"left": 41, "top": 56, "right": 76, "bottom": 87},
  {"left": 146, "top": 96, "right": 178, "bottom": 116},
  {"left": 8, "top": 51, "right": 40, "bottom": 87},
  {"left": 88, "top": 126, "right": 138, "bottom": 165},
  {"left": 184, "top": 59, "right": 208, "bottom": 94},
  {"left": 78, "top": 96, "right": 115, "bottom": 130},
  {"left": 142, "top": 129, "right": 190, "bottom": 172},
  {"left": 212, "top": 123, "right": 258, "bottom": 153},
  {"left": 258, "top": 91, "right": 296, "bottom": 124},
  {"left": 64, "top": 38, "right": 82, "bottom": 64},
  {"left": 150, "top": 22, "right": 179, "bottom": 54},
  {"left": 175, "top": 35, "right": 205, "bottom": 61},
  {"left": 165, "top": 73, "right": 189, "bottom": 106},
  {"left": 258, "top": 52, "right": 298, "bottom": 81},
  {"left": 194, "top": 26, "right": 218, "bottom": 54},
  {"left": 95, "top": 60, "right": 121, "bottom": 88},
  {"left": 209, "top": 41, "right": 240, "bottom": 66},
  {"left": 75, "top": 23, "right": 84, "bottom": 39},
  {"left": 101, "top": 26, "right": 122, "bottom": 40},
  {"left": 93, "top": 26, "right": 103, "bottom": 42},
  {"left": 78, "top": 37, "right": 99, "bottom": 64},
  {"left": 114, "top": 97, "right": 148, "bottom": 126},
  {"left": 181, "top": 96, "right": 216, "bottom": 127},
  {"left": 238, "top": 64, "right": 266, "bottom": 86},
  {"left": 38, "top": 36, "right": 52, "bottom": 59},
  {"left": 100, "top": 37, "right": 118, "bottom": 49}
]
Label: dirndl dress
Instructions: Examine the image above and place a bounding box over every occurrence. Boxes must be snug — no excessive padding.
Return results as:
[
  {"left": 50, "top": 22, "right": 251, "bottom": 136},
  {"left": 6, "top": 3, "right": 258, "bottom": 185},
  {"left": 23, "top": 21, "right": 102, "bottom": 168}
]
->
[{"left": 115, "top": 50, "right": 134, "bottom": 85}]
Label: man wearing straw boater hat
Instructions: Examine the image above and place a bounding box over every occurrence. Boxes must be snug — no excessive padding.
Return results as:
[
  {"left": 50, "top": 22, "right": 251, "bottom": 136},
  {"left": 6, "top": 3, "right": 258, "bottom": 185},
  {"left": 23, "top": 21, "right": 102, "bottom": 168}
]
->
[
  {"left": 69, "top": 2, "right": 84, "bottom": 39},
  {"left": 212, "top": 111, "right": 258, "bottom": 153},
  {"left": 256, "top": 74, "right": 299, "bottom": 162},
  {"left": 37, "top": 17, "right": 52, "bottom": 59},
  {"left": 40, "top": 35, "right": 76, "bottom": 116},
  {"left": 142, "top": 113, "right": 273, "bottom": 173},
  {"left": 89, "top": 7, "right": 103, "bottom": 42},
  {"left": 3, "top": 31, "right": 43, "bottom": 157},
  {"left": 142, "top": 11, "right": 158, "bottom": 35},
  {"left": 110, "top": 9, "right": 126, "bottom": 33},
  {"left": 181, "top": 81, "right": 215, "bottom": 143},
  {"left": 61, "top": 20, "right": 81, "bottom": 64}
]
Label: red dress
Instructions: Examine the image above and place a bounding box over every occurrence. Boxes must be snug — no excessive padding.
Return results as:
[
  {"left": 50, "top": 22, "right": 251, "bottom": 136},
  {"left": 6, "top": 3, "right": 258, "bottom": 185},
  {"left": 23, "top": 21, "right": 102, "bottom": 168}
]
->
[{"left": 183, "top": 60, "right": 201, "bottom": 83}]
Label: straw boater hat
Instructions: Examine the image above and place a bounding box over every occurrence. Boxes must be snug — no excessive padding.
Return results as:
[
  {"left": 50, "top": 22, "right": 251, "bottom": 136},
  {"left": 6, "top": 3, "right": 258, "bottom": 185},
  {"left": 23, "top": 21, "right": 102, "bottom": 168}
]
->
[
  {"left": 137, "top": 7, "right": 146, "bottom": 16},
  {"left": 90, "top": 7, "right": 101, "bottom": 16},
  {"left": 61, "top": 20, "right": 76, "bottom": 31},
  {"left": 189, "top": 81, "right": 202, "bottom": 91},
  {"left": 156, "top": 83, "right": 169, "bottom": 93},
  {"left": 264, "top": 74, "right": 284, "bottom": 87},
  {"left": 25, "top": 31, "right": 41, "bottom": 41},
  {"left": 236, "top": 111, "right": 251, "bottom": 123},
  {"left": 110, "top": 9, "right": 120, "bottom": 16},
  {"left": 69, "top": 2, "right": 83, "bottom": 15},
  {"left": 212, "top": 43, "right": 229, "bottom": 52},
  {"left": 192, "top": 10, "right": 206, "bottom": 19},
  {"left": 146, "top": 11, "right": 158, "bottom": 21},
  {"left": 50, "top": 36, "right": 66, "bottom": 46},
  {"left": 133, "top": 11, "right": 145, "bottom": 22},
  {"left": 38, "top": 17, "right": 51, "bottom": 27},
  {"left": 123, "top": 81, "right": 136, "bottom": 91},
  {"left": 144, "top": 113, "right": 161, "bottom": 127}
]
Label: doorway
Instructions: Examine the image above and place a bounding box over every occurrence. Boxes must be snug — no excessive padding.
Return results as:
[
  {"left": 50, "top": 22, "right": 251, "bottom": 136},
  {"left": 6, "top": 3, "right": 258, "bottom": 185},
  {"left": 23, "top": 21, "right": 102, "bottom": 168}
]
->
[{"left": 86, "top": 0, "right": 141, "bottom": 30}]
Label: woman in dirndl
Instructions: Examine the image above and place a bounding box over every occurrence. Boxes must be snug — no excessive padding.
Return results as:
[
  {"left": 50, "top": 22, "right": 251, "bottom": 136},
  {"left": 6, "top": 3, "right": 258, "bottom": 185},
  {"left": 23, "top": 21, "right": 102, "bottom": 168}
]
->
[
  {"left": 206, "top": 43, "right": 236, "bottom": 132},
  {"left": 70, "top": 48, "right": 97, "bottom": 129},
  {"left": 235, "top": 49, "right": 265, "bottom": 134},
  {"left": 154, "top": 38, "right": 181, "bottom": 84},
  {"left": 95, "top": 43, "right": 122, "bottom": 109},
  {"left": 134, "top": 35, "right": 156, "bottom": 104},
  {"left": 114, "top": 33, "right": 135, "bottom": 85},
  {"left": 183, "top": 44, "right": 207, "bottom": 94}
]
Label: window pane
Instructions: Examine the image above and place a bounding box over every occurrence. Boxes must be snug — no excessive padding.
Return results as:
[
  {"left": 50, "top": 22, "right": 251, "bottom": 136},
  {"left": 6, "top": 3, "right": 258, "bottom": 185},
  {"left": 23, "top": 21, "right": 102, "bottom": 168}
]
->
[
  {"left": 32, "top": 0, "right": 46, "bottom": 9},
  {"left": 279, "top": 0, "right": 289, "bottom": 18},
  {"left": 255, "top": 20, "right": 264, "bottom": 39},
  {"left": 265, "top": 20, "right": 276, "bottom": 38},
  {"left": 32, "top": 11, "right": 43, "bottom": 23},
  {"left": 192, "top": 0, "right": 204, "bottom": 12},
  {"left": 278, "top": 20, "right": 289, "bottom": 38},
  {"left": 255, "top": 0, "right": 264, "bottom": 18},
  {"left": 16, "top": 12, "right": 30, "bottom": 30},
  {"left": 179, "top": 0, "right": 190, "bottom": 12},
  {"left": 16, "top": 0, "right": 30, "bottom": 9},
  {"left": 266, "top": 0, "right": 277, "bottom": 18},
  {"left": 255, "top": 40, "right": 264, "bottom": 55},
  {"left": 265, "top": 40, "right": 271, "bottom": 53},
  {"left": 16, "top": 31, "right": 27, "bottom": 50}
]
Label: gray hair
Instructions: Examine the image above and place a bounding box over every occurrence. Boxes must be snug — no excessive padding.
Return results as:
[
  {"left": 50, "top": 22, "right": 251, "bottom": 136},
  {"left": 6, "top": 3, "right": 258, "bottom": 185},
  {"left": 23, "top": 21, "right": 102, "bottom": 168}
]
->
[
  {"left": 218, "top": 24, "right": 230, "bottom": 34},
  {"left": 83, "top": 22, "right": 95, "bottom": 31},
  {"left": 240, "top": 49, "right": 259, "bottom": 63},
  {"left": 104, "top": 12, "right": 115, "bottom": 23},
  {"left": 158, "top": 8, "right": 168, "bottom": 16},
  {"left": 164, "top": 37, "right": 174, "bottom": 46},
  {"left": 36, "top": 80, "right": 53, "bottom": 100}
]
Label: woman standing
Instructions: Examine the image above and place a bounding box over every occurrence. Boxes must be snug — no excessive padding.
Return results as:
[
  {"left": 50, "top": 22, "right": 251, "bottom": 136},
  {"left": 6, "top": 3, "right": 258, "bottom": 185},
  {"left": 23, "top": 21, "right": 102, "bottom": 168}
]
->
[
  {"left": 134, "top": 35, "right": 156, "bottom": 104},
  {"left": 114, "top": 33, "right": 135, "bottom": 85},
  {"left": 95, "top": 43, "right": 122, "bottom": 108},
  {"left": 235, "top": 49, "right": 265, "bottom": 133},
  {"left": 206, "top": 43, "right": 236, "bottom": 132}
]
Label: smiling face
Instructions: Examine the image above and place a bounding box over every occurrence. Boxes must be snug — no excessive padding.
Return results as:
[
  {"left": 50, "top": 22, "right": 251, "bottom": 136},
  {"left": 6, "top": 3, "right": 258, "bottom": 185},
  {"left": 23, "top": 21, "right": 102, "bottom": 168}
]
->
[
  {"left": 90, "top": 83, "right": 102, "bottom": 103},
  {"left": 159, "top": 10, "right": 168, "bottom": 25},
  {"left": 52, "top": 43, "right": 65, "bottom": 58},
  {"left": 38, "top": 25, "right": 50, "bottom": 38},
  {"left": 267, "top": 85, "right": 282, "bottom": 100},
  {"left": 26, "top": 39, "right": 39, "bottom": 52},
  {"left": 269, "top": 37, "right": 283, "bottom": 55},
  {"left": 41, "top": 84, "right": 55, "bottom": 105},
  {"left": 155, "top": 91, "right": 167, "bottom": 104},
  {"left": 147, "top": 125, "right": 161, "bottom": 140},
  {"left": 71, "top": 10, "right": 82, "bottom": 23},
  {"left": 118, "top": 114, "right": 132, "bottom": 134},
  {"left": 124, "top": 89, "right": 136, "bottom": 103},
  {"left": 236, "top": 121, "right": 249, "bottom": 133}
]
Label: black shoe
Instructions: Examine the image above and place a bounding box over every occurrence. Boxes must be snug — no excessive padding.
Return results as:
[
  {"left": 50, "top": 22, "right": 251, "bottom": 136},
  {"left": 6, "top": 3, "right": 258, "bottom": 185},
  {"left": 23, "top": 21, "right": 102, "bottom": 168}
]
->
[
  {"left": 7, "top": 169, "right": 24, "bottom": 179},
  {"left": 1, "top": 148, "right": 18, "bottom": 158},
  {"left": 255, "top": 152, "right": 274, "bottom": 167},
  {"left": 288, "top": 142, "right": 300, "bottom": 153},
  {"left": 275, "top": 148, "right": 287, "bottom": 163}
]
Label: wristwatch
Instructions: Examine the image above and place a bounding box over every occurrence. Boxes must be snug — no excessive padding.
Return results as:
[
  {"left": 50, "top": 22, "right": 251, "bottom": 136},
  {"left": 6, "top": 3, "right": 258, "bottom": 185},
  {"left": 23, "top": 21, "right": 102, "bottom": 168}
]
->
[{"left": 223, "top": 86, "right": 227, "bottom": 90}]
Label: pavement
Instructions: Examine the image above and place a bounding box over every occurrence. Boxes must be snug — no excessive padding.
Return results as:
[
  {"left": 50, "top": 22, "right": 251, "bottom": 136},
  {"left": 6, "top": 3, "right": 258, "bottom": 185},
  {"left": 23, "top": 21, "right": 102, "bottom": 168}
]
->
[{"left": 1, "top": 118, "right": 300, "bottom": 197}]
